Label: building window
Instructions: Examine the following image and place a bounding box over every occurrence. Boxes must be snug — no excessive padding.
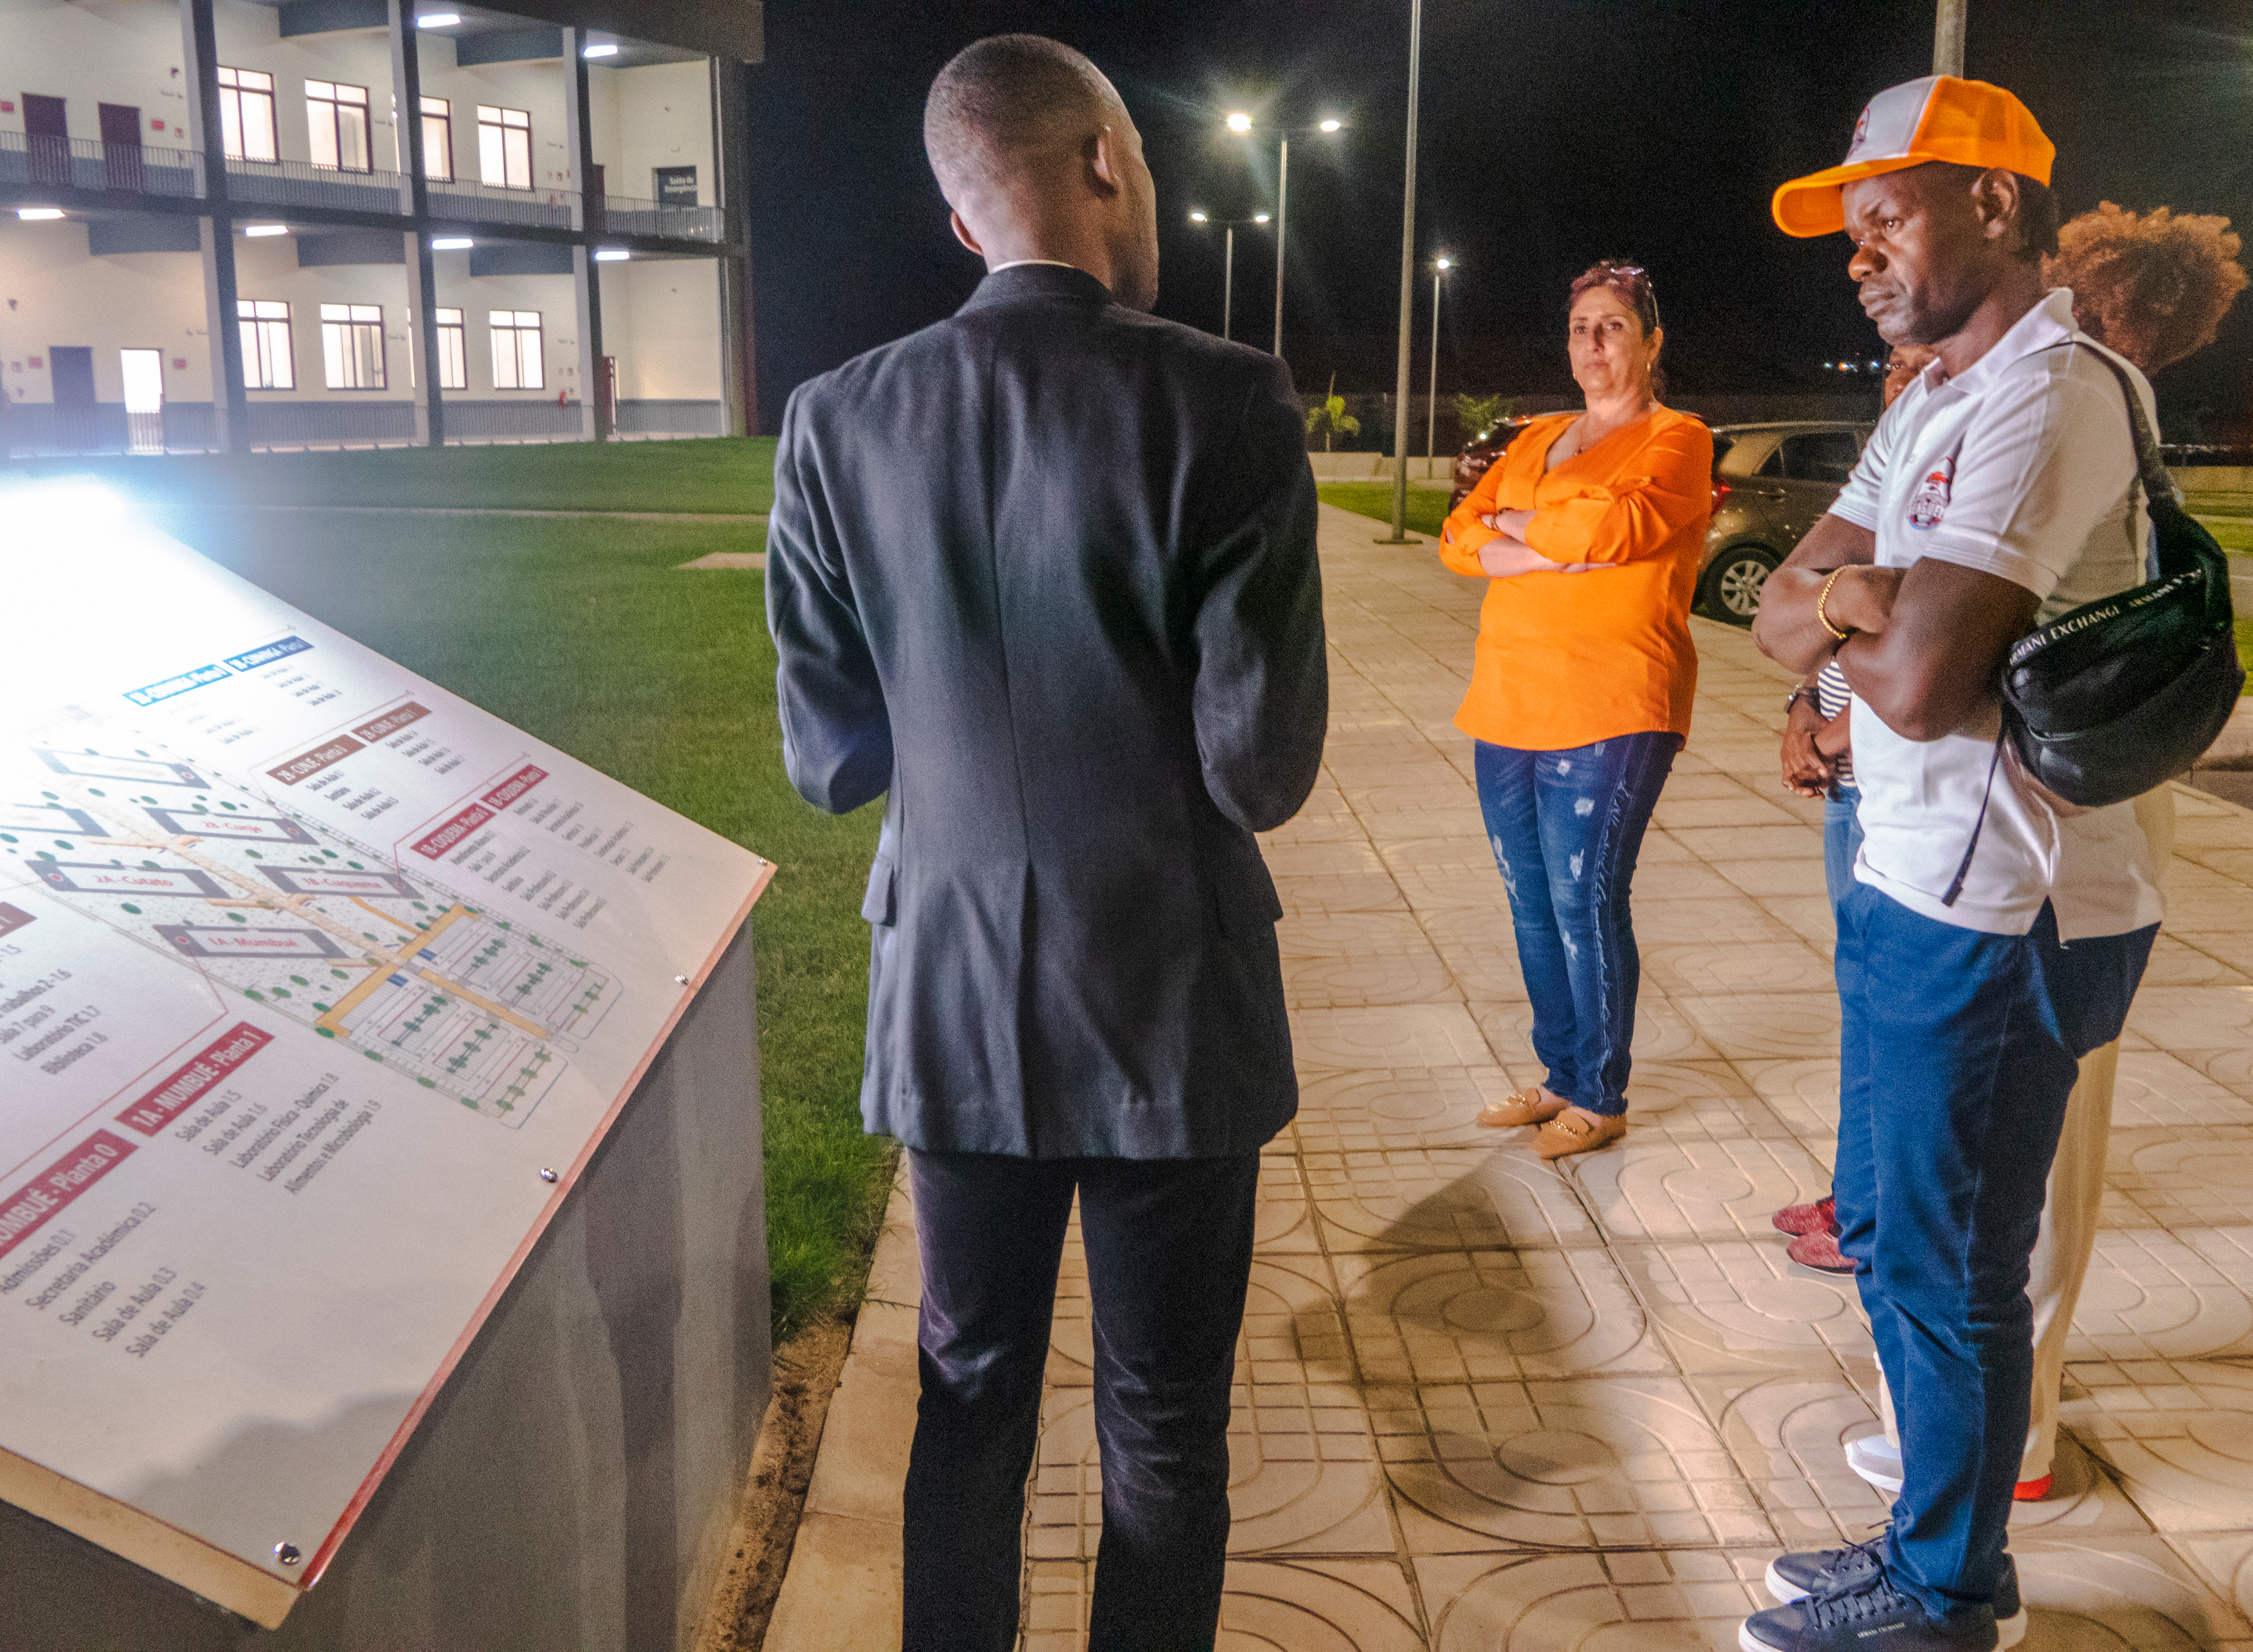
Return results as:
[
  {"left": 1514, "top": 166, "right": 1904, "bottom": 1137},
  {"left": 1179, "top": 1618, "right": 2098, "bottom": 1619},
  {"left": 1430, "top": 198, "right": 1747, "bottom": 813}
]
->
[
  {"left": 320, "top": 303, "right": 386, "bottom": 389},
  {"left": 421, "top": 96, "right": 453, "bottom": 182},
  {"left": 305, "top": 80, "right": 371, "bottom": 173},
  {"left": 238, "top": 299, "right": 294, "bottom": 389},
  {"left": 477, "top": 105, "right": 531, "bottom": 190},
  {"left": 489, "top": 310, "right": 543, "bottom": 389},
  {"left": 435, "top": 308, "right": 467, "bottom": 389},
  {"left": 217, "top": 67, "right": 278, "bottom": 163}
]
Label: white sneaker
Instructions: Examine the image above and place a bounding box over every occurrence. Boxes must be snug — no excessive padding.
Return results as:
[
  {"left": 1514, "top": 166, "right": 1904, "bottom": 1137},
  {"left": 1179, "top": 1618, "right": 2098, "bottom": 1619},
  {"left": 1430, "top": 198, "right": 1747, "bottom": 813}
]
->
[{"left": 1845, "top": 1432, "right": 1904, "bottom": 1494}]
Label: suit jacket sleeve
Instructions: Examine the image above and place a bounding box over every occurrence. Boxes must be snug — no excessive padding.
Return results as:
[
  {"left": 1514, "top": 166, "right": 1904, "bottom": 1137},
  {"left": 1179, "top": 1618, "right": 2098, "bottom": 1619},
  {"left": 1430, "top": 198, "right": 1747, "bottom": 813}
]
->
[
  {"left": 1190, "top": 359, "right": 1328, "bottom": 834},
  {"left": 766, "top": 386, "right": 895, "bottom": 815}
]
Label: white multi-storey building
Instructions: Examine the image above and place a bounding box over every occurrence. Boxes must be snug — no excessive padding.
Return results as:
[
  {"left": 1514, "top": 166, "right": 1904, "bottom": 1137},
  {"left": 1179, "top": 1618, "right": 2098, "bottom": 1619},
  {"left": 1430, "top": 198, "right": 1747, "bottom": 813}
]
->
[{"left": 0, "top": 0, "right": 763, "bottom": 452}]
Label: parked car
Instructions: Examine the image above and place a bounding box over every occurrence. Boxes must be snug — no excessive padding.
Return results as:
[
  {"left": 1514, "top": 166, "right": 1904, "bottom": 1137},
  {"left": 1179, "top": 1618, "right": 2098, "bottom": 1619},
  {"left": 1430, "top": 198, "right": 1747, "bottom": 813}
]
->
[
  {"left": 1699, "top": 422, "right": 1873, "bottom": 625},
  {"left": 1448, "top": 417, "right": 1537, "bottom": 513},
  {"left": 1447, "top": 417, "right": 1876, "bottom": 627}
]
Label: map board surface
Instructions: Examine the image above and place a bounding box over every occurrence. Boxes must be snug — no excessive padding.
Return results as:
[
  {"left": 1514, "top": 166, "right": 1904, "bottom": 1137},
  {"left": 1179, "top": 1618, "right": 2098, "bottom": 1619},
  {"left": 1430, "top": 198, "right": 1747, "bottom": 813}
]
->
[{"left": 0, "top": 486, "right": 774, "bottom": 1624}]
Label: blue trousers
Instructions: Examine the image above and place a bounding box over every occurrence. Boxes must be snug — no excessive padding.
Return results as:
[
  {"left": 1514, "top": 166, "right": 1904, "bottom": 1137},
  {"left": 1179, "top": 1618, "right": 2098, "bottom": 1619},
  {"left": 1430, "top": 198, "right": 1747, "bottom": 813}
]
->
[
  {"left": 1473, "top": 732, "right": 1678, "bottom": 1115},
  {"left": 1832, "top": 886, "right": 2153, "bottom": 1615},
  {"left": 1823, "top": 785, "right": 1863, "bottom": 912},
  {"left": 901, "top": 1149, "right": 1259, "bottom": 1652}
]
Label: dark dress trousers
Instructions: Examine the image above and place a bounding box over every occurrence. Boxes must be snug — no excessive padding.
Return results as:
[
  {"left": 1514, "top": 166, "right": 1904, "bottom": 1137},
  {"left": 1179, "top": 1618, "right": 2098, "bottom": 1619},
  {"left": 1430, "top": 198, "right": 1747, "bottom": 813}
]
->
[{"left": 765, "top": 263, "right": 1326, "bottom": 1650}]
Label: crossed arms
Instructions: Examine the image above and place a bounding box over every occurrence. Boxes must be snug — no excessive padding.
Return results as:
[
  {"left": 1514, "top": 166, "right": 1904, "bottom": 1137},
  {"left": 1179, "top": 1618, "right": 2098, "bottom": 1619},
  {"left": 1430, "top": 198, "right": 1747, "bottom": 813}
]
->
[{"left": 1752, "top": 514, "right": 2037, "bottom": 742}]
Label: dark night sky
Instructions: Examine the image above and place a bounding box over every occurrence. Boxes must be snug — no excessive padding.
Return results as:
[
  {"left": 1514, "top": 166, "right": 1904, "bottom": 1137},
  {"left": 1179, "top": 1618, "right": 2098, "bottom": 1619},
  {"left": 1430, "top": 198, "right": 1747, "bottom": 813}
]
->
[{"left": 744, "top": 0, "right": 2253, "bottom": 437}]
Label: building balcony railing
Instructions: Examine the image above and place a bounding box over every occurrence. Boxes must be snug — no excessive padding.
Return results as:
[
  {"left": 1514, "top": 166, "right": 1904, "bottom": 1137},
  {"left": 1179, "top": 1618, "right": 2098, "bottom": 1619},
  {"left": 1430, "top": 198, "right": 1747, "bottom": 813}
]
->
[
  {"left": 0, "top": 129, "right": 203, "bottom": 201},
  {"left": 426, "top": 175, "right": 578, "bottom": 231},
  {"left": 5, "top": 131, "right": 722, "bottom": 245},
  {"left": 598, "top": 195, "right": 726, "bottom": 243},
  {"left": 223, "top": 154, "right": 411, "bottom": 216}
]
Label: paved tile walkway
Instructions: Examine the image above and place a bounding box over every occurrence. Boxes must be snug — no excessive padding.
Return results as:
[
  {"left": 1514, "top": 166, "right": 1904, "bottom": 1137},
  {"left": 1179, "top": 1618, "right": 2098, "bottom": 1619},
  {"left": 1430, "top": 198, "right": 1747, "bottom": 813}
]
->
[{"left": 765, "top": 503, "right": 2253, "bottom": 1650}]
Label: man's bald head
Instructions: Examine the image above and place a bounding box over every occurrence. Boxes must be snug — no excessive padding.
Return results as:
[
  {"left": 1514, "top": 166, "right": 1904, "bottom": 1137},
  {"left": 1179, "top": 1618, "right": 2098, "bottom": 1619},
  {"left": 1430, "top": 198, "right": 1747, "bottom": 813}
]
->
[
  {"left": 922, "top": 33, "right": 1160, "bottom": 312},
  {"left": 925, "top": 34, "right": 1122, "bottom": 208}
]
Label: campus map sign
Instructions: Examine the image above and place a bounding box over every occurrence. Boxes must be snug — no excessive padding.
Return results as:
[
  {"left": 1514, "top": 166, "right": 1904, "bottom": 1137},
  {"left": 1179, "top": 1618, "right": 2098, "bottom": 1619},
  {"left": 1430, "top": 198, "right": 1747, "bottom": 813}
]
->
[{"left": 0, "top": 486, "right": 774, "bottom": 1625}]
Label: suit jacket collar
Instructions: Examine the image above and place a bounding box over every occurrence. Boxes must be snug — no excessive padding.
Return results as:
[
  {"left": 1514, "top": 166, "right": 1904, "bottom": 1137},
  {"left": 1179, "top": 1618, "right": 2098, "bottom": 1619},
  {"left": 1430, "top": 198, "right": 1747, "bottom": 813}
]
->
[{"left": 960, "top": 262, "right": 1116, "bottom": 313}]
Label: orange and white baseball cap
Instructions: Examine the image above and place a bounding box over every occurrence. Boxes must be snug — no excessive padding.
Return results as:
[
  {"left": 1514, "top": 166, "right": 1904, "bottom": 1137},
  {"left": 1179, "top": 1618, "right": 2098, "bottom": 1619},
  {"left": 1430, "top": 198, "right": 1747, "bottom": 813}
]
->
[{"left": 1772, "top": 76, "right": 2055, "bottom": 238}]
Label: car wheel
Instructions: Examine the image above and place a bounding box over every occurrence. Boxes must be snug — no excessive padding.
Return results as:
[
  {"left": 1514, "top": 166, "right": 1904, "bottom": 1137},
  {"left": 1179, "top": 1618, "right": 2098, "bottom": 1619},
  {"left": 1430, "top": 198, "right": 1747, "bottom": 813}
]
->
[{"left": 1700, "top": 545, "right": 1780, "bottom": 627}]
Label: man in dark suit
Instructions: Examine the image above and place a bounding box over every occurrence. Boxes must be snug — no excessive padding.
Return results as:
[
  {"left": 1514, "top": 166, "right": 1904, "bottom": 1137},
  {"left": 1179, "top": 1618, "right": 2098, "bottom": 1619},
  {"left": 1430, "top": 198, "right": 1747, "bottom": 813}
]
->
[{"left": 764, "top": 31, "right": 1326, "bottom": 1652}]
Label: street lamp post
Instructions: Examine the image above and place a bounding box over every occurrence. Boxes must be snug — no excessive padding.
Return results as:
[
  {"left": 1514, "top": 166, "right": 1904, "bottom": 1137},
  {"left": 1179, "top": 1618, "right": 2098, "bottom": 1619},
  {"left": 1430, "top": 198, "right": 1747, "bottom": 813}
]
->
[
  {"left": 1380, "top": 0, "right": 1425, "bottom": 543},
  {"left": 1427, "top": 255, "right": 1450, "bottom": 479},
  {"left": 1188, "top": 209, "right": 1269, "bottom": 343},
  {"left": 1934, "top": 0, "right": 1966, "bottom": 75},
  {"left": 1224, "top": 113, "right": 1345, "bottom": 364}
]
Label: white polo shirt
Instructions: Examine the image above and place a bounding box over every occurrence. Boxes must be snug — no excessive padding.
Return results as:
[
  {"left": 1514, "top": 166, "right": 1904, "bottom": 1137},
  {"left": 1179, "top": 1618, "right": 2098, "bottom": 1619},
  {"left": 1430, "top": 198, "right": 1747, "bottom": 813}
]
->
[{"left": 1829, "top": 288, "right": 2165, "bottom": 939}]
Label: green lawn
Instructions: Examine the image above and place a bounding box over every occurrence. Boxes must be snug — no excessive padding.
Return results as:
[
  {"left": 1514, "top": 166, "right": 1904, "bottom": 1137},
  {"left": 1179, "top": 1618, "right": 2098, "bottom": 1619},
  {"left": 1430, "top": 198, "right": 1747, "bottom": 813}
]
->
[
  {"left": 2195, "top": 512, "right": 2253, "bottom": 554},
  {"left": 1317, "top": 480, "right": 1454, "bottom": 539},
  {"left": 10, "top": 435, "right": 779, "bottom": 517},
  {"left": 136, "top": 488, "right": 886, "bottom": 1341}
]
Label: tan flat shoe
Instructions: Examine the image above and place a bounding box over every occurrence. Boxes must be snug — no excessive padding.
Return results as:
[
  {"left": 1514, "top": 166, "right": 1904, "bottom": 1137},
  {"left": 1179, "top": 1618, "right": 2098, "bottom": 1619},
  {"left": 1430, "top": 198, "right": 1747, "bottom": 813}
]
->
[
  {"left": 1476, "top": 1087, "right": 1567, "bottom": 1129},
  {"left": 1534, "top": 1107, "right": 1627, "bottom": 1161}
]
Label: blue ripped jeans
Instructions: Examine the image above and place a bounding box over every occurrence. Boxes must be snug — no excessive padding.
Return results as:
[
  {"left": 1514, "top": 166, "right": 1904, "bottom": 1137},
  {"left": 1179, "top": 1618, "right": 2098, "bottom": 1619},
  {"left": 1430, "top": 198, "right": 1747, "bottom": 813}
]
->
[{"left": 1473, "top": 733, "right": 1678, "bottom": 1116}]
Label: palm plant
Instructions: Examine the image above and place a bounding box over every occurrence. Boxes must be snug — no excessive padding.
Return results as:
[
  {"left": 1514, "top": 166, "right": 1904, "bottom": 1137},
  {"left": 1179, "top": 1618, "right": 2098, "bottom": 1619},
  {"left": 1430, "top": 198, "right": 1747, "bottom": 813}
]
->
[{"left": 1304, "top": 372, "right": 1361, "bottom": 453}]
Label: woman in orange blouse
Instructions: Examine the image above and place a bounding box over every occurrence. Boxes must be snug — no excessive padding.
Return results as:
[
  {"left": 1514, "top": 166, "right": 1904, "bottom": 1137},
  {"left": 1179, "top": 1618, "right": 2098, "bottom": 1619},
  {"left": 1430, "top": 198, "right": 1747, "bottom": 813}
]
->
[{"left": 1442, "top": 261, "right": 1712, "bottom": 1161}]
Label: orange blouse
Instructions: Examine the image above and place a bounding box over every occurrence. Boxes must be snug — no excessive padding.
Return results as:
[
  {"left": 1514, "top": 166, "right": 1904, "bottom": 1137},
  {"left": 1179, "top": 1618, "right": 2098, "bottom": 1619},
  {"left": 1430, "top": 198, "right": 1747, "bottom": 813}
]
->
[{"left": 1439, "top": 406, "right": 1713, "bottom": 751}]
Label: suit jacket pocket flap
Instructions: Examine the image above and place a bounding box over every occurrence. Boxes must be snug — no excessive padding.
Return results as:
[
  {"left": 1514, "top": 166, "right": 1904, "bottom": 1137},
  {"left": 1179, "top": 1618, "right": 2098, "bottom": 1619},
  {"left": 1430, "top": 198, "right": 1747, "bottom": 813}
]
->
[{"left": 861, "top": 854, "right": 897, "bottom": 925}]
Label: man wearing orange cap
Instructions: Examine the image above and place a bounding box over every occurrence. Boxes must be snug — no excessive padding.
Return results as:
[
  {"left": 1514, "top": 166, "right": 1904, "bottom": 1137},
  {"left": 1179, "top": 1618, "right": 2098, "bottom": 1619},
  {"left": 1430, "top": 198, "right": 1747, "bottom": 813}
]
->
[{"left": 1746, "top": 77, "right": 2164, "bottom": 1652}]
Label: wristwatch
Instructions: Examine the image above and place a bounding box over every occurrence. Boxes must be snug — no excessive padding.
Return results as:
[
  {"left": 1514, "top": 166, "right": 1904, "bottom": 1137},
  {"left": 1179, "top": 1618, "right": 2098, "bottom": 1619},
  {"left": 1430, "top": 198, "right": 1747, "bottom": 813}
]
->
[{"left": 1784, "top": 685, "right": 1821, "bottom": 716}]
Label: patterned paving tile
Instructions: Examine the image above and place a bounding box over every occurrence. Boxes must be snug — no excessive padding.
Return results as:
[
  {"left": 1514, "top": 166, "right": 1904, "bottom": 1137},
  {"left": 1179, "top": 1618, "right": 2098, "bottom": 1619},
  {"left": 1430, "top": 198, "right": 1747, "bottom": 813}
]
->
[
  {"left": 1278, "top": 910, "right": 1437, "bottom": 958},
  {"left": 1630, "top": 897, "right": 1808, "bottom": 947},
  {"left": 1569, "top": 1130, "right": 1833, "bottom": 1244},
  {"left": 1474, "top": 994, "right": 1719, "bottom": 1066},
  {"left": 2065, "top": 1227, "right": 2253, "bottom": 1362},
  {"left": 1286, "top": 947, "right": 1463, "bottom": 1010},
  {"left": 1292, "top": 1066, "right": 1521, "bottom": 1153},
  {"left": 2110, "top": 1051, "right": 2253, "bottom": 1130},
  {"left": 1733, "top": 1057, "right": 1842, "bottom": 1150},
  {"left": 1653, "top": 795, "right": 1806, "bottom": 831},
  {"left": 1639, "top": 939, "right": 1832, "bottom": 997},
  {"left": 1336, "top": 1248, "right": 1668, "bottom": 1383},
  {"left": 2068, "top": 1359, "right": 2253, "bottom": 1531},
  {"left": 1418, "top": 1548, "right": 1780, "bottom": 1652},
  {"left": 1616, "top": 1240, "right": 1873, "bottom": 1373},
  {"left": 1699, "top": 1372, "right": 1893, "bottom": 1548},
  {"left": 1669, "top": 990, "right": 1842, "bottom": 1061},
  {"left": 1384, "top": 1375, "right": 1774, "bottom": 1554},
  {"left": 1307, "top": 1147, "right": 1579, "bottom": 1253},
  {"left": 2106, "top": 1127, "right": 2253, "bottom": 1231},
  {"left": 1278, "top": 869, "right": 1411, "bottom": 915},
  {"left": 1292, "top": 1004, "right": 1496, "bottom": 1071},
  {"left": 2014, "top": 1534, "right": 2253, "bottom": 1648},
  {"left": 1708, "top": 858, "right": 1833, "bottom": 898}
]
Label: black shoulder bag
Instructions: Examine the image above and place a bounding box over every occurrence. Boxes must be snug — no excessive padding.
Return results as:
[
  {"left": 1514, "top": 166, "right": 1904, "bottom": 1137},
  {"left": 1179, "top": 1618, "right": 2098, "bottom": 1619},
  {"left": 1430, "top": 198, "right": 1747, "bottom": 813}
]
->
[{"left": 1942, "top": 346, "right": 2241, "bottom": 905}]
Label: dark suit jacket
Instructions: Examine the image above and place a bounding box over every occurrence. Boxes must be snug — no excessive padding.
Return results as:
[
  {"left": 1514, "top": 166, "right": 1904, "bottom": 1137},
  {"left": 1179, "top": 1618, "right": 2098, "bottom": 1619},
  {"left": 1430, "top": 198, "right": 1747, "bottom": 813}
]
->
[{"left": 766, "top": 263, "right": 1327, "bottom": 1158}]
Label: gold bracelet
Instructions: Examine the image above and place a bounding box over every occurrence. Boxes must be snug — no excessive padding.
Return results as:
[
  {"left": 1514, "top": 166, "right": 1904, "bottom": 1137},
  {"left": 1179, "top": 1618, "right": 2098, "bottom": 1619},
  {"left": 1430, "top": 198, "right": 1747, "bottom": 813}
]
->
[{"left": 1815, "top": 568, "right": 1853, "bottom": 642}]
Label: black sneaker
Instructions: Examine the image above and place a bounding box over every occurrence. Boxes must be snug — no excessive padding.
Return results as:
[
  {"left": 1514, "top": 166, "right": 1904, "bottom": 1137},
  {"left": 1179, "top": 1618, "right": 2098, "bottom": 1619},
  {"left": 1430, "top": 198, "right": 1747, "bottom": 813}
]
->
[
  {"left": 1764, "top": 1545, "right": 2023, "bottom": 1648},
  {"left": 1740, "top": 1563, "right": 1998, "bottom": 1652}
]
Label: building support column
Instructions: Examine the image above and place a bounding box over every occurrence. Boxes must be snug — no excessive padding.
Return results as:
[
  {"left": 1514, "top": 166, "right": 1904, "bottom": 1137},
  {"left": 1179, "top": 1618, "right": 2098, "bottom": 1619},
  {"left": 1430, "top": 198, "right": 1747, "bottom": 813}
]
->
[
  {"left": 388, "top": 0, "right": 443, "bottom": 447},
  {"left": 712, "top": 56, "right": 758, "bottom": 438},
  {"left": 564, "top": 29, "right": 605, "bottom": 442},
  {"left": 181, "top": 0, "right": 247, "bottom": 455}
]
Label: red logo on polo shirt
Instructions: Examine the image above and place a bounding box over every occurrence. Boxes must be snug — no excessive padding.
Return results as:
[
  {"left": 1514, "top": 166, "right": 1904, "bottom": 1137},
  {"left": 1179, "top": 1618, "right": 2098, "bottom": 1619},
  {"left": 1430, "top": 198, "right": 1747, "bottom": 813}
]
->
[{"left": 1907, "top": 456, "right": 1954, "bottom": 530}]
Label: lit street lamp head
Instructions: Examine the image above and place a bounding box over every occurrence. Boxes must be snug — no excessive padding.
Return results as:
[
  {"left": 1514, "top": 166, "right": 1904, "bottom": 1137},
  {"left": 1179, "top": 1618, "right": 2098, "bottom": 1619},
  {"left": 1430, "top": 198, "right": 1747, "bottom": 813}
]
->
[
  {"left": 1189, "top": 209, "right": 1208, "bottom": 223},
  {"left": 1253, "top": 213, "right": 1270, "bottom": 225},
  {"left": 1319, "top": 118, "right": 1343, "bottom": 133},
  {"left": 1225, "top": 111, "right": 1253, "bottom": 134},
  {"left": 1435, "top": 256, "right": 1452, "bottom": 271}
]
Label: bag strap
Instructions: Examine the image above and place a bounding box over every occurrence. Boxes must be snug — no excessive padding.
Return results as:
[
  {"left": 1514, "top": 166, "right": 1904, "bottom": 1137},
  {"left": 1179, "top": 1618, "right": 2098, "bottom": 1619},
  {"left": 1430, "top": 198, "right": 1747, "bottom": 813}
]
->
[
  {"left": 1941, "top": 730, "right": 2007, "bottom": 908},
  {"left": 1941, "top": 339, "right": 2166, "bottom": 909},
  {"left": 2074, "top": 342, "right": 2180, "bottom": 510}
]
